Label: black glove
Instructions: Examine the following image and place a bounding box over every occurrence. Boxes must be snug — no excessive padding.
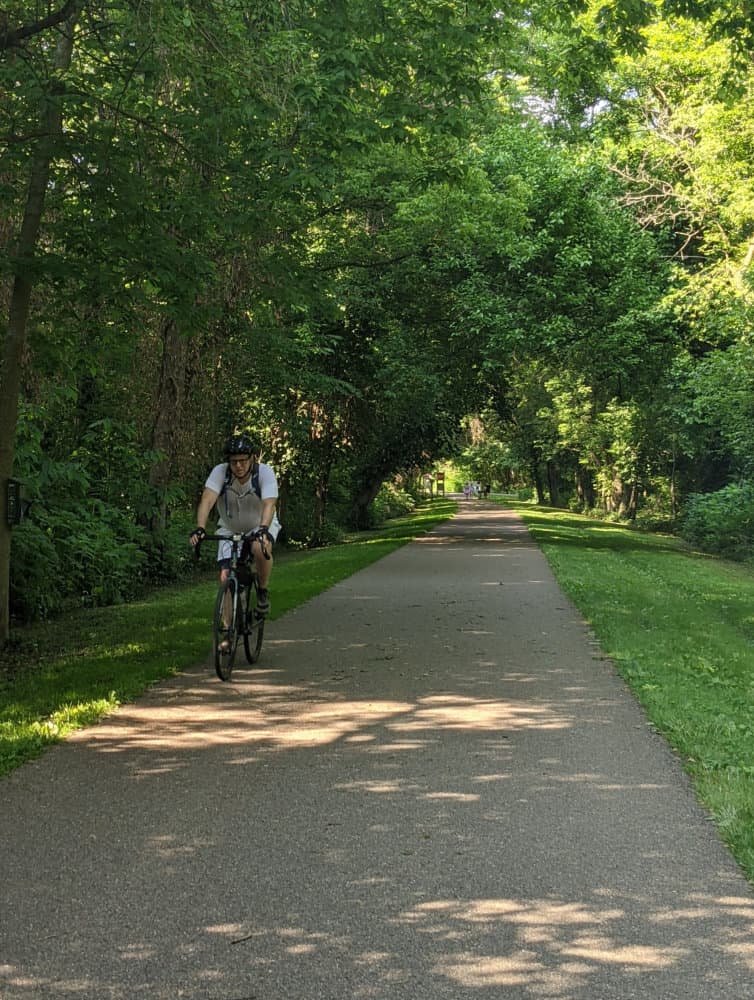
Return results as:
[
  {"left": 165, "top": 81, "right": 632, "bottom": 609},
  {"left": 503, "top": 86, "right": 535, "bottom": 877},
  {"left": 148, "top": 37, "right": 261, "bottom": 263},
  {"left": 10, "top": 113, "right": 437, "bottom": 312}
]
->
[
  {"left": 190, "top": 526, "right": 206, "bottom": 545},
  {"left": 248, "top": 526, "right": 272, "bottom": 542}
]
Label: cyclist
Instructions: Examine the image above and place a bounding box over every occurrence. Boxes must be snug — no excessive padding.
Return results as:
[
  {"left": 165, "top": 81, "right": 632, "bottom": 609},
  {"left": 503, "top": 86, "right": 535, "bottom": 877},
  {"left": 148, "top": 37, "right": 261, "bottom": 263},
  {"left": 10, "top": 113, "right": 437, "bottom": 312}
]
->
[{"left": 190, "top": 434, "right": 281, "bottom": 616}]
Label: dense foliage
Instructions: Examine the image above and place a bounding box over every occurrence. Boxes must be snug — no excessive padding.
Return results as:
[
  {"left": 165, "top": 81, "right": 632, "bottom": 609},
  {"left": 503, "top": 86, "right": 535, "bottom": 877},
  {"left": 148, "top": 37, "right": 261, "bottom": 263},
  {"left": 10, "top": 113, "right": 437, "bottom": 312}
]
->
[{"left": 2, "top": 0, "right": 754, "bottom": 632}]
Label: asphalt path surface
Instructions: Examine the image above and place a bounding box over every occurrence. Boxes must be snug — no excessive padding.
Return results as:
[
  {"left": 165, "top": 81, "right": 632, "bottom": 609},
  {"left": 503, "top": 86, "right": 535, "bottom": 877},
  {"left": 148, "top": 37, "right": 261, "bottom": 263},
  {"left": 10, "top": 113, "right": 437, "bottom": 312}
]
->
[{"left": 2, "top": 501, "right": 754, "bottom": 999}]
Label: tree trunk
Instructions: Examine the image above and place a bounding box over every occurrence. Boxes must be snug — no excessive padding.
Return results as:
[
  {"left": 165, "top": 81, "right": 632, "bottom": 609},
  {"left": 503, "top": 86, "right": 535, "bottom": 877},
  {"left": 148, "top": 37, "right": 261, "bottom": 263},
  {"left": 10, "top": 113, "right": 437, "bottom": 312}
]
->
[
  {"left": 627, "top": 480, "right": 638, "bottom": 520},
  {"left": 670, "top": 438, "right": 678, "bottom": 522},
  {"left": 311, "top": 448, "right": 334, "bottom": 546},
  {"left": 312, "top": 479, "right": 329, "bottom": 544},
  {"left": 611, "top": 472, "right": 627, "bottom": 514},
  {"left": 575, "top": 467, "right": 595, "bottom": 509},
  {"left": 546, "top": 460, "right": 560, "bottom": 506},
  {"left": 350, "top": 476, "right": 385, "bottom": 529},
  {"left": 145, "top": 317, "right": 189, "bottom": 543},
  {"left": 0, "top": 6, "right": 81, "bottom": 640},
  {"left": 530, "top": 467, "right": 544, "bottom": 504}
]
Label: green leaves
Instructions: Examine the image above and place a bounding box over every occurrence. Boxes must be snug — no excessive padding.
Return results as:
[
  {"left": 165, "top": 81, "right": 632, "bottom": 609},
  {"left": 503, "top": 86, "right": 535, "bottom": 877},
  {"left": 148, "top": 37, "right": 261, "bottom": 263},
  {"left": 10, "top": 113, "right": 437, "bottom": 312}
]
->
[{"left": 5, "top": 0, "right": 754, "bottom": 623}]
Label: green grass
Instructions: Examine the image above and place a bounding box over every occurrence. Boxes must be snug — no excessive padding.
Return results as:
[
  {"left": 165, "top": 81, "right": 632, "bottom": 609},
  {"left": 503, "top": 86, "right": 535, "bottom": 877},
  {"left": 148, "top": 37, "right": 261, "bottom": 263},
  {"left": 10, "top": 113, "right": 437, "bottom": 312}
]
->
[
  {"left": 0, "top": 499, "right": 456, "bottom": 777},
  {"left": 506, "top": 499, "right": 754, "bottom": 882}
]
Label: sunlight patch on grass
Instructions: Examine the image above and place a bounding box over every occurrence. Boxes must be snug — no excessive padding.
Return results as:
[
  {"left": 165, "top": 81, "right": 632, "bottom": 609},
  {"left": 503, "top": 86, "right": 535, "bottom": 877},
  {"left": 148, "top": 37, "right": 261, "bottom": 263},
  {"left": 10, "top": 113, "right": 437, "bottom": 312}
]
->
[{"left": 49, "top": 696, "right": 120, "bottom": 733}]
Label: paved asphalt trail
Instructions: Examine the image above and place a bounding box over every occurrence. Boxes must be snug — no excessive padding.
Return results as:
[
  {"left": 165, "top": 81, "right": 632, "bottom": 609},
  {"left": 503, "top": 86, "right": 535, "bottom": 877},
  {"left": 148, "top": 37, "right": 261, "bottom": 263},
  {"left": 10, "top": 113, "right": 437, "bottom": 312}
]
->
[{"left": 2, "top": 501, "right": 754, "bottom": 1000}]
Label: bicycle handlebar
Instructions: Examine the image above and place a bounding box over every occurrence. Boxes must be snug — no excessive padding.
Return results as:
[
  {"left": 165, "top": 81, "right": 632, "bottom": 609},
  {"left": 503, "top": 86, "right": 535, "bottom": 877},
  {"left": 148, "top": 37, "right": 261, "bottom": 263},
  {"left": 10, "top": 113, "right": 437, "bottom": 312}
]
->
[{"left": 195, "top": 531, "right": 271, "bottom": 560}]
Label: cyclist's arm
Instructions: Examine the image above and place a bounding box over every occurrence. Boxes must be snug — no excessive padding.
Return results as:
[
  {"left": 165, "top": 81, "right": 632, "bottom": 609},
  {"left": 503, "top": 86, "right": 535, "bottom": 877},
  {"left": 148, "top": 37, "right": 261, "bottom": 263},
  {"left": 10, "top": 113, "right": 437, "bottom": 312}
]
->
[
  {"left": 194, "top": 486, "right": 220, "bottom": 536},
  {"left": 258, "top": 498, "right": 277, "bottom": 533}
]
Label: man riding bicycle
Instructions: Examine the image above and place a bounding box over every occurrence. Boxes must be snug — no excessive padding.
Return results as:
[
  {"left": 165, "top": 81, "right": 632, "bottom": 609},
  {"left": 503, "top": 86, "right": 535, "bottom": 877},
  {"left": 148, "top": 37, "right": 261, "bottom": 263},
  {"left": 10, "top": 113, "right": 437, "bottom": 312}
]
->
[{"left": 190, "top": 433, "right": 281, "bottom": 615}]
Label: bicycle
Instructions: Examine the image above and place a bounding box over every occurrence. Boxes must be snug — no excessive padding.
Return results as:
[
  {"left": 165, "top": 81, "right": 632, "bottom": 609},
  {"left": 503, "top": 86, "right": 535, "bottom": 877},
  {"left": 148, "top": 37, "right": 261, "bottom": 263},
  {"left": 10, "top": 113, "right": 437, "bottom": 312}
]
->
[{"left": 197, "top": 532, "right": 270, "bottom": 681}]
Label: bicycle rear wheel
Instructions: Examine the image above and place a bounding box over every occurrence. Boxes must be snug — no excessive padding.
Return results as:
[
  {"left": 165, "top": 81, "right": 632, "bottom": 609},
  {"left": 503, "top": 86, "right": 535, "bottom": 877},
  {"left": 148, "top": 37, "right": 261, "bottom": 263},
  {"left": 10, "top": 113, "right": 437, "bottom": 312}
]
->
[{"left": 213, "top": 577, "right": 239, "bottom": 681}]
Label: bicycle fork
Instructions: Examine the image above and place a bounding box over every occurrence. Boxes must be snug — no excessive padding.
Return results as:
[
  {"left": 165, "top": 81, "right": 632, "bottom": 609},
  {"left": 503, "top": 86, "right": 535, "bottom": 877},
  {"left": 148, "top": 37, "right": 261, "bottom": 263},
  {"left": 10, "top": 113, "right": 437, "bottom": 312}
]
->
[{"left": 222, "top": 577, "right": 239, "bottom": 632}]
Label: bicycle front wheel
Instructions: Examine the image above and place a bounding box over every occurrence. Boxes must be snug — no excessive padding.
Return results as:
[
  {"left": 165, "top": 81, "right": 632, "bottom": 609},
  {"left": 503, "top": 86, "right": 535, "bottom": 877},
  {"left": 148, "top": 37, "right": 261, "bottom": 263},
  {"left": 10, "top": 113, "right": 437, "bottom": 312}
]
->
[
  {"left": 243, "top": 607, "right": 265, "bottom": 664},
  {"left": 213, "top": 577, "right": 240, "bottom": 681}
]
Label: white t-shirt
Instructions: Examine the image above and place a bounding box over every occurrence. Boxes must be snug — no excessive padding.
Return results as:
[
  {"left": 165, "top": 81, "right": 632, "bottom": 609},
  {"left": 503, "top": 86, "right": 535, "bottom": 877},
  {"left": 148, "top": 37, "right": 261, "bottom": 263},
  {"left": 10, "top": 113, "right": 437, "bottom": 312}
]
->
[{"left": 205, "top": 462, "right": 281, "bottom": 558}]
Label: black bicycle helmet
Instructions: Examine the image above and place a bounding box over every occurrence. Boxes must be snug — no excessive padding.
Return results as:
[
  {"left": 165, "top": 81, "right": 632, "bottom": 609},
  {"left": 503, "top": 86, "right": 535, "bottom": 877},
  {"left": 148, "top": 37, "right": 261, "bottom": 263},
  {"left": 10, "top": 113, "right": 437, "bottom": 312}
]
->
[{"left": 223, "top": 433, "right": 258, "bottom": 457}]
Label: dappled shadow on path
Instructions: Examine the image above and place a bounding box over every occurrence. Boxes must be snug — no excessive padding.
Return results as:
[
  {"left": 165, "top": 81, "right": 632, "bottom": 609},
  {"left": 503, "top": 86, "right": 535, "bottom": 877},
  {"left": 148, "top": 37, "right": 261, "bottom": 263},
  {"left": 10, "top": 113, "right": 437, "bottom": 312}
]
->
[
  {"left": 4, "top": 885, "right": 754, "bottom": 999},
  {"left": 4, "top": 658, "right": 754, "bottom": 999},
  {"left": 73, "top": 682, "right": 573, "bottom": 761},
  {"left": 2, "top": 500, "right": 752, "bottom": 999}
]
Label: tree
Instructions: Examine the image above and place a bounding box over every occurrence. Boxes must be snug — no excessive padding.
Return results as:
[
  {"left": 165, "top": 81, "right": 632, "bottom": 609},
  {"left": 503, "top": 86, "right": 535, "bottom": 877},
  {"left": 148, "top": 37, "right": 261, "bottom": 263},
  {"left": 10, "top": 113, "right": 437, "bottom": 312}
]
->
[
  {"left": 1, "top": 2, "right": 84, "bottom": 639},
  {"left": 2, "top": 0, "right": 514, "bottom": 631}
]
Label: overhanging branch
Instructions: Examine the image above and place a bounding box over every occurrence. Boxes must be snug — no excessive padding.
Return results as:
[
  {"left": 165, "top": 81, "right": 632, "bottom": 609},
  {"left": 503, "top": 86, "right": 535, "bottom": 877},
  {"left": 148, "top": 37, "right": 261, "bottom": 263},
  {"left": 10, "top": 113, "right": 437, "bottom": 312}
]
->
[{"left": 0, "top": 0, "right": 80, "bottom": 51}]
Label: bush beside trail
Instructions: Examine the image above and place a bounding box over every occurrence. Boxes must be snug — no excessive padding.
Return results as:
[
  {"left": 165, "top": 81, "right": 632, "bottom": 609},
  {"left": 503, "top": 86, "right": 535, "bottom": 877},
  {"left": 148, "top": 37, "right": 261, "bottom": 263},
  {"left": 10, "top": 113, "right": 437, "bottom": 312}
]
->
[{"left": 681, "top": 482, "right": 754, "bottom": 562}]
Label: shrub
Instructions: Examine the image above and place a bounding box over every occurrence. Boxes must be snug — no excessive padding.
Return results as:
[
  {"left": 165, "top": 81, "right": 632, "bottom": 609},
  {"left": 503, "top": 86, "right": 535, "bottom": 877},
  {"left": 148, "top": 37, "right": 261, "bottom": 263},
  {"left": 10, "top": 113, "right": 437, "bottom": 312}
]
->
[
  {"left": 9, "top": 413, "right": 196, "bottom": 619},
  {"left": 33, "top": 501, "right": 148, "bottom": 609},
  {"left": 369, "top": 483, "right": 416, "bottom": 525},
  {"left": 9, "top": 522, "right": 64, "bottom": 621},
  {"left": 144, "top": 510, "right": 197, "bottom": 585},
  {"left": 681, "top": 482, "right": 754, "bottom": 561},
  {"left": 279, "top": 483, "right": 349, "bottom": 547}
]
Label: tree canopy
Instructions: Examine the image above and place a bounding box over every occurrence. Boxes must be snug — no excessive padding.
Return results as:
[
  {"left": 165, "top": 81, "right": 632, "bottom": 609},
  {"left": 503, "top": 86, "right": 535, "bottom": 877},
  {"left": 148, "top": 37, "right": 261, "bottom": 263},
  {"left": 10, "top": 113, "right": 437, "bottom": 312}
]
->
[{"left": 3, "top": 0, "right": 754, "bottom": 635}]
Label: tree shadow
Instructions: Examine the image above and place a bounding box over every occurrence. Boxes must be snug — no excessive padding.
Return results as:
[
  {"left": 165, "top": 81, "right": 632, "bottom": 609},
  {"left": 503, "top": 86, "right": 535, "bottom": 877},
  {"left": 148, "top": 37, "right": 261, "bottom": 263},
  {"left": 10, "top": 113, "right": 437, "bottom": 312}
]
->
[
  {"left": 2, "top": 502, "right": 753, "bottom": 999},
  {"left": 3, "top": 661, "right": 754, "bottom": 999}
]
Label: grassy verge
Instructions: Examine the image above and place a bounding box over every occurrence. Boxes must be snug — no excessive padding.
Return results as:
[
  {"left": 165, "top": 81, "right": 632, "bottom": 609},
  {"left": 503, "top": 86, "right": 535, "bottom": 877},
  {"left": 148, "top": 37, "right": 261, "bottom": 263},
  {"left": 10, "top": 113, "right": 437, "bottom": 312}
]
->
[
  {"left": 505, "top": 499, "right": 754, "bottom": 883},
  {"left": 0, "top": 499, "right": 456, "bottom": 777}
]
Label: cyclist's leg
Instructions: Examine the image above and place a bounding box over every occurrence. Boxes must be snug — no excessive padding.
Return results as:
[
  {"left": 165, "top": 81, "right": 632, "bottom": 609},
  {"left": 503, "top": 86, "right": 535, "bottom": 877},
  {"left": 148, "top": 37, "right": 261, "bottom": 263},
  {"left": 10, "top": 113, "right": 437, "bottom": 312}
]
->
[
  {"left": 218, "top": 561, "right": 233, "bottom": 634},
  {"left": 250, "top": 537, "right": 273, "bottom": 588},
  {"left": 250, "top": 537, "right": 273, "bottom": 614}
]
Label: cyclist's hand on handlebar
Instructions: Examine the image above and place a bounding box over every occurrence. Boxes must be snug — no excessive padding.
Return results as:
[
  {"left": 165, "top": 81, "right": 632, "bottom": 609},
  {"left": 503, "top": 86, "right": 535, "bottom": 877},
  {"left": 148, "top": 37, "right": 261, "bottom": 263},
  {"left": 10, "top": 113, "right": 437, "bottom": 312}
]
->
[
  {"left": 246, "top": 527, "right": 272, "bottom": 542},
  {"left": 190, "top": 526, "right": 206, "bottom": 547},
  {"left": 245, "top": 527, "right": 273, "bottom": 559}
]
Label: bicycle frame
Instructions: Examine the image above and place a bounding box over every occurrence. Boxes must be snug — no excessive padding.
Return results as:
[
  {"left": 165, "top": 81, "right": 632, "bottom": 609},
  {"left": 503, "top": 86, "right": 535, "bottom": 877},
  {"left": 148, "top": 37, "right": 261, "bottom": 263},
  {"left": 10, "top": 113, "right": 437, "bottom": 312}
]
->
[{"left": 196, "top": 532, "right": 268, "bottom": 680}]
